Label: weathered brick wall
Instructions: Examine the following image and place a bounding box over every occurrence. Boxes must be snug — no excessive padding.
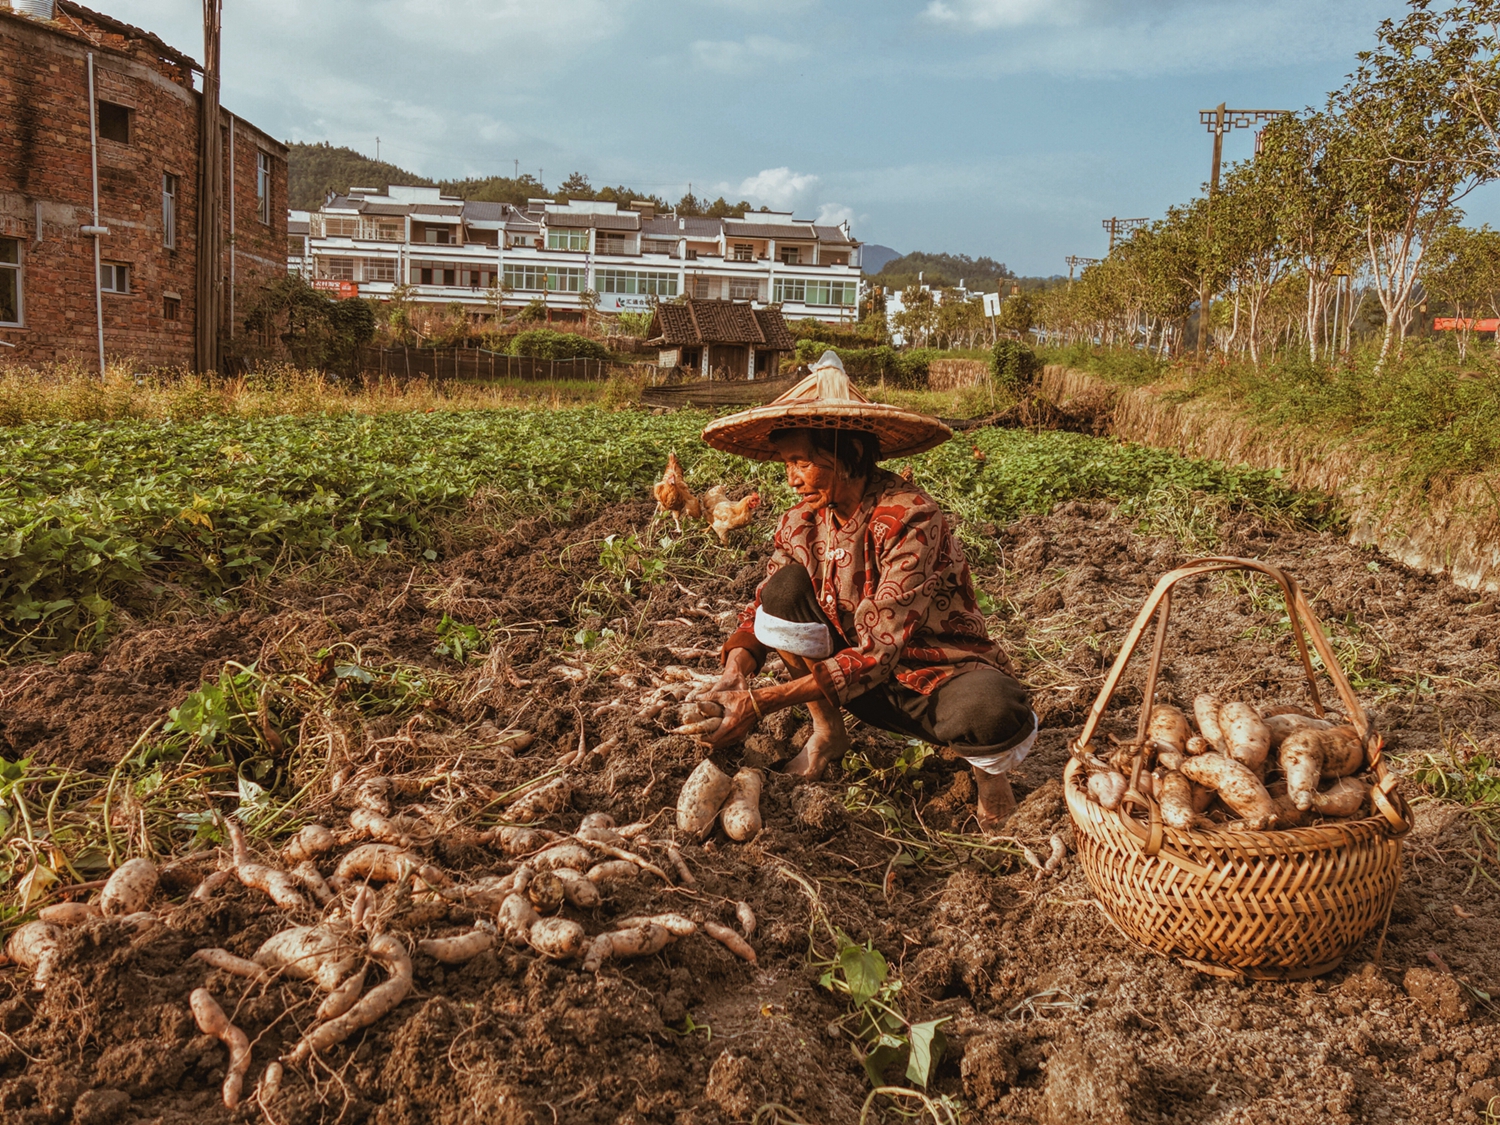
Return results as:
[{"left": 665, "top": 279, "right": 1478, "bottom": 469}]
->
[
  {"left": 0, "top": 9, "right": 286, "bottom": 370},
  {"left": 226, "top": 115, "right": 289, "bottom": 338}
]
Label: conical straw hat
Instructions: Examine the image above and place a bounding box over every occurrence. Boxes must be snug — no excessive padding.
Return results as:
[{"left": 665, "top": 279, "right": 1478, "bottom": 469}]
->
[{"left": 701, "top": 351, "right": 952, "bottom": 461}]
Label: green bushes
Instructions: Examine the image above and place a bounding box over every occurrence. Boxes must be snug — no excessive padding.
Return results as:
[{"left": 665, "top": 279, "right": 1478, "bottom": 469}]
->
[
  {"left": 508, "top": 329, "right": 611, "bottom": 361},
  {"left": 991, "top": 340, "right": 1042, "bottom": 390},
  {"left": 791, "top": 342, "right": 941, "bottom": 388}
]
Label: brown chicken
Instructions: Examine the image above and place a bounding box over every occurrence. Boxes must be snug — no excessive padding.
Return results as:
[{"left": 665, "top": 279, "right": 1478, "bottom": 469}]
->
[
  {"left": 652, "top": 453, "right": 700, "bottom": 531},
  {"left": 710, "top": 492, "right": 761, "bottom": 544}
]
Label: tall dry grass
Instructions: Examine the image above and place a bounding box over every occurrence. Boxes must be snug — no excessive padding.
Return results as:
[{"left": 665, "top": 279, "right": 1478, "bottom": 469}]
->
[{"left": 0, "top": 360, "right": 615, "bottom": 426}]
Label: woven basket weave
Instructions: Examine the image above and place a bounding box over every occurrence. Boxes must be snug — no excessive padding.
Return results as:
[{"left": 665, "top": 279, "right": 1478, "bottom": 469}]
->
[{"left": 1065, "top": 557, "right": 1411, "bottom": 979}]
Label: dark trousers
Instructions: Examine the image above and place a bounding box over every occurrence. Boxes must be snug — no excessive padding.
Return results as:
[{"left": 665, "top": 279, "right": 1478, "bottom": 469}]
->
[{"left": 758, "top": 563, "right": 1034, "bottom": 758}]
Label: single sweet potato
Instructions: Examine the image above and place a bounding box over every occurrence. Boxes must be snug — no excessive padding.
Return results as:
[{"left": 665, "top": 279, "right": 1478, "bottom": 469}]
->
[
  {"left": 481, "top": 825, "right": 560, "bottom": 855},
  {"left": 316, "top": 966, "right": 366, "bottom": 1019},
  {"left": 508, "top": 776, "right": 572, "bottom": 823},
  {"left": 525, "top": 870, "right": 565, "bottom": 913},
  {"left": 528, "top": 917, "right": 586, "bottom": 960},
  {"left": 582, "top": 922, "right": 674, "bottom": 972},
  {"left": 586, "top": 860, "right": 639, "bottom": 892},
  {"left": 677, "top": 759, "right": 734, "bottom": 838},
  {"left": 579, "top": 812, "right": 615, "bottom": 830},
  {"left": 6, "top": 921, "right": 60, "bottom": 989},
  {"left": 417, "top": 929, "right": 494, "bottom": 964},
  {"left": 736, "top": 901, "right": 756, "bottom": 939},
  {"left": 1088, "top": 769, "right": 1128, "bottom": 810},
  {"left": 1147, "top": 704, "right": 1191, "bottom": 756},
  {"left": 254, "top": 925, "right": 360, "bottom": 991},
  {"left": 282, "top": 824, "right": 336, "bottom": 864},
  {"left": 1280, "top": 726, "right": 1365, "bottom": 810},
  {"left": 1193, "top": 694, "right": 1225, "bottom": 750},
  {"left": 553, "top": 868, "right": 601, "bottom": 908},
  {"left": 529, "top": 843, "right": 596, "bottom": 872},
  {"left": 614, "top": 912, "right": 696, "bottom": 937},
  {"left": 293, "top": 861, "right": 334, "bottom": 905},
  {"left": 497, "top": 893, "right": 541, "bottom": 946},
  {"left": 100, "top": 857, "right": 158, "bottom": 916},
  {"left": 720, "top": 768, "right": 763, "bottom": 842},
  {"left": 1262, "top": 711, "right": 1337, "bottom": 749},
  {"left": 193, "top": 948, "right": 268, "bottom": 980},
  {"left": 1177, "top": 752, "right": 1278, "bottom": 829},
  {"left": 1158, "top": 770, "right": 1213, "bottom": 831},
  {"left": 39, "top": 902, "right": 101, "bottom": 925},
  {"left": 1217, "top": 702, "right": 1271, "bottom": 772},
  {"left": 1313, "top": 775, "right": 1370, "bottom": 817},
  {"left": 702, "top": 920, "right": 756, "bottom": 964},
  {"left": 334, "top": 843, "right": 449, "bottom": 888},
  {"left": 190, "top": 988, "right": 251, "bottom": 1108}
]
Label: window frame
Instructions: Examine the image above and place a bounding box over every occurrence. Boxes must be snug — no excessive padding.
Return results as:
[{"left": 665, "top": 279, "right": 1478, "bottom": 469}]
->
[
  {"left": 501, "top": 264, "right": 586, "bottom": 293},
  {"left": 732, "top": 243, "right": 754, "bottom": 262},
  {"left": 100, "top": 262, "right": 131, "bottom": 294},
  {"left": 545, "top": 228, "right": 589, "bottom": 252},
  {"left": 97, "top": 100, "right": 130, "bottom": 144},
  {"left": 162, "top": 173, "right": 178, "bottom": 249},
  {"left": 0, "top": 237, "right": 21, "bottom": 327},
  {"left": 163, "top": 295, "right": 181, "bottom": 321},
  {"left": 256, "top": 151, "right": 272, "bottom": 225}
]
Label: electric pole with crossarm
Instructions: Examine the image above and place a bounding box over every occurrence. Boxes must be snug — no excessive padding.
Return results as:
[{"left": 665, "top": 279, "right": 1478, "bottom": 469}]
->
[
  {"left": 1102, "top": 218, "right": 1148, "bottom": 252},
  {"left": 1194, "top": 103, "right": 1291, "bottom": 356}
]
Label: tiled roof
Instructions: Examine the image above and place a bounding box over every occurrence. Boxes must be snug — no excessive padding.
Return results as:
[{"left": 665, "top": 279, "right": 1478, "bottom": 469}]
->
[
  {"left": 650, "top": 300, "right": 795, "bottom": 349},
  {"left": 358, "top": 202, "right": 409, "bottom": 216},
  {"left": 812, "top": 225, "right": 857, "bottom": 246},
  {"left": 462, "top": 201, "right": 508, "bottom": 220},
  {"left": 287, "top": 219, "right": 310, "bottom": 234},
  {"left": 723, "top": 222, "right": 810, "bottom": 240},
  {"left": 546, "top": 213, "right": 641, "bottom": 230},
  {"left": 411, "top": 205, "right": 464, "bottom": 217}
]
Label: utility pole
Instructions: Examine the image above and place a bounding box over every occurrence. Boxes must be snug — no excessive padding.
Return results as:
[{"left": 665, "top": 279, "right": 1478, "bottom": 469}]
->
[
  {"left": 1101, "top": 218, "right": 1147, "bottom": 252},
  {"left": 195, "top": 0, "right": 223, "bottom": 375},
  {"left": 376, "top": 136, "right": 380, "bottom": 162},
  {"left": 1196, "top": 103, "right": 1290, "bottom": 357},
  {"left": 1065, "top": 256, "right": 1101, "bottom": 285}
]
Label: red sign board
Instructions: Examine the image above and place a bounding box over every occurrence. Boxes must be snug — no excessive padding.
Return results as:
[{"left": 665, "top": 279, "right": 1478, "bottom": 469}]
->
[
  {"left": 1433, "top": 316, "right": 1500, "bottom": 331},
  {"left": 312, "top": 279, "right": 359, "bottom": 300}
]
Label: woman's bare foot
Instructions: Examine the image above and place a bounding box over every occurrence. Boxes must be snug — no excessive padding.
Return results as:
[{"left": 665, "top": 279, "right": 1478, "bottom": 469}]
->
[
  {"left": 974, "top": 769, "right": 1016, "bottom": 834},
  {"left": 782, "top": 725, "right": 850, "bottom": 780}
]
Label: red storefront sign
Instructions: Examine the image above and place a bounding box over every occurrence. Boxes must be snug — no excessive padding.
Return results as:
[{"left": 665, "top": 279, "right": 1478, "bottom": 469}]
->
[
  {"left": 313, "top": 279, "right": 360, "bottom": 299},
  {"left": 1433, "top": 316, "right": 1500, "bottom": 331}
]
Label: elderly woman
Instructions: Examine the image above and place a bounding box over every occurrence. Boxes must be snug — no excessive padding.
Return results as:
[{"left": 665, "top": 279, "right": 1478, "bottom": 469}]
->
[{"left": 699, "top": 352, "right": 1035, "bottom": 830}]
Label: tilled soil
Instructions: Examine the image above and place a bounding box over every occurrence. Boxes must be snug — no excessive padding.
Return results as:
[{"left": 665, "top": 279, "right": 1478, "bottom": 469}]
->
[{"left": 0, "top": 494, "right": 1497, "bottom": 1125}]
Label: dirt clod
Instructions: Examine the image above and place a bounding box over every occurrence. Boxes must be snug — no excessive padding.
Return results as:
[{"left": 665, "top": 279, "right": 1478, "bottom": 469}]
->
[
  {"left": 705, "top": 1050, "right": 764, "bottom": 1118},
  {"left": 1405, "top": 966, "right": 1471, "bottom": 1022},
  {"left": 71, "top": 1086, "right": 131, "bottom": 1125},
  {"left": 1041, "top": 1027, "right": 1143, "bottom": 1124}
]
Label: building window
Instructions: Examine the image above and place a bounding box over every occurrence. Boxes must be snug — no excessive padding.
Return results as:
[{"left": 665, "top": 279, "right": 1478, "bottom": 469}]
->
[
  {"left": 598, "top": 233, "right": 627, "bottom": 255},
  {"left": 728, "top": 278, "right": 759, "bottom": 301},
  {"left": 776, "top": 278, "right": 856, "bottom": 306},
  {"left": 502, "top": 264, "right": 585, "bottom": 292},
  {"left": 0, "top": 237, "right": 20, "bottom": 325},
  {"left": 733, "top": 243, "right": 754, "bottom": 262},
  {"left": 690, "top": 276, "right": 713, "bottom": 299},
  {"left": 286, "top": 235, "right": 306, "bottom": 257},
  {"left": 780, "top": 246, "right": 800, "bottom": 265},
  {"left": 420, "top": 268, "right": 434, "bottom": 285},
  {"left": 256, "top": 151, "right": 272, "bottom": 224},
  {"left": 362, "top": 259, "right": 396, "bottom": 283},
  {"left": 772, "top": 277, "right": 803, "bottom": 303},
  {"left": 321, "top": 216, "right": 359, "bottom": 238},
  {"left": 546, "top": 228, "right": 589, "bottom": 252},
  {"left": 97, "top": 101, "right": 130, "bottom": 144},
  {"left": 467, "top": 270, "right": 482, "bottom": 287},
  {"left": 100, "top": 262, "right": 130, "bottom": 293},
  {"left": 642, "top": 238, "right": 677, "bottom": 256},
  {"left": 163, "top": 296, "right": 180, "bottom": 321},
  {"left": 597, "top": 269, "right": 678, "bottom": 297},
  {"left": 423, "top": 227, "right": 452, "bottom": 245},
  {"left": 323, "top": 257, "right": 355, "bottom": 281},
  {"left": 162, "top": 173, "right": 178, "bottom": 249},
  {"left": 442, "top": 269, "right": 456, "bottom": 287}
]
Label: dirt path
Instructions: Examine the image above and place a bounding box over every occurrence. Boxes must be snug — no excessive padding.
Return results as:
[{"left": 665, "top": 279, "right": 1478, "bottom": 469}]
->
[{"left": 0, "top": 497, "right": 1496, "bottom": 1124}]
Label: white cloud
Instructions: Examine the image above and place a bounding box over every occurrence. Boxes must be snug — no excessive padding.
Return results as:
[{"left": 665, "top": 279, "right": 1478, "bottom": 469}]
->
[
  {"left": 690, "top": 35, "right": 808, "bottom": 75},
  {"left": 816, "top": 202, "right": 854, "bottom": 226},
  {"left": 738, "top": 167, "right": 819, "bottom": 208},
  {"left": 919, "top": 0, "right": 1388, "bottom": 78}
]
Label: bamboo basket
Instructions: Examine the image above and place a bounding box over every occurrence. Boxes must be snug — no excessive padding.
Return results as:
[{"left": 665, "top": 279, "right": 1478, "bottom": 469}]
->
[{"left": 1064, "top": 557, "right": 1411, "bottom": 979}]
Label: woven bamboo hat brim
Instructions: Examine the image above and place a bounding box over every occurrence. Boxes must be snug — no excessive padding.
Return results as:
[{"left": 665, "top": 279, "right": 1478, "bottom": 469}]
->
[{"left": 701, "top": 352, "right": 952, "bottom": 461}]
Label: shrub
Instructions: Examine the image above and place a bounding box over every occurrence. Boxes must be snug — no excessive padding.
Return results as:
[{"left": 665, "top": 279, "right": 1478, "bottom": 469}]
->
[
  {"left": 991, "top": 340, "right": 1041, "bottom": 390},
  {"left": 509, "top": 329, "right": 611, "bottom": 361}
]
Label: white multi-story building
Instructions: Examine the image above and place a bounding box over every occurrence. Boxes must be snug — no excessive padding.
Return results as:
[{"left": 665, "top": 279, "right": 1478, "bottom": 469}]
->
[{"left": 288, "top": 186, "right": 864, "bottom": 324}]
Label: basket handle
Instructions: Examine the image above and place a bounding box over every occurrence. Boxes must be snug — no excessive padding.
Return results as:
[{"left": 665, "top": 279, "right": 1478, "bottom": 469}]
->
[{"left": 1071, "top": 556, "right": 1410, "bottom": 836}]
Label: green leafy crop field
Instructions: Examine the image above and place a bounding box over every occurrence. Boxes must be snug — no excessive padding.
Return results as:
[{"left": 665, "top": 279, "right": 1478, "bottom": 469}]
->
[{"left": 0, "top": 408, "right": 1324, "bottom": 652}]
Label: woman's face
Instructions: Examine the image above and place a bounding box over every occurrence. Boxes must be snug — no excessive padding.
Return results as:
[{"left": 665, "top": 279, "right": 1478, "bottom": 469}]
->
[{"left": 772, "top": 431, "right": 843, "bottom": 510}]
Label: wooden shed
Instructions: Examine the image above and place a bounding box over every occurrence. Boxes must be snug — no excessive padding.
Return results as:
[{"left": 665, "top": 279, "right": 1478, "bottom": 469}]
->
[{"left": 647, "top": 298, "right": 796, "bottom": 380}]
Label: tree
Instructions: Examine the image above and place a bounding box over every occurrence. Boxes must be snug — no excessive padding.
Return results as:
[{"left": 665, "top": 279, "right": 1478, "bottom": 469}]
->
[
  {"left": 1211, "top": 156, "right": 1293, "bottom": 363},
  {"left": 1334, "top": 0, "right": 1497, "bottom": 368},
  {"left": 996, "top": 292, "right": 1034, "bottom": 339},
  {"left": 559, "top": 171, "right": 593, "bottom": 196},
  {"left": 1424, "top": 222, "right": 1500, "bottom": 357},
  {"left": 892, "top": 285, "right": 937, "bottom": 347}
]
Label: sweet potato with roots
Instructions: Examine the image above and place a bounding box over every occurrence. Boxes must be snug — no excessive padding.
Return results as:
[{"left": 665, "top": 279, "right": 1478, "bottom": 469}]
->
[
  {"left": 529, "top": 843, "right": 596, "bottom": 872},
  {"left": 7, "top": 921, "right": 60, "bottom": 989},
  {"left": 316, "top": 966, "right": 367, "bottom": 1020},
  {"left": 193, "top": 948, "right": 268, "bottom": 981},
  {"left": 1177, "top": 752, "right": 1278, "bottom": 830},
  {"left": 721, "top": 768, "right": 763, "bottom": 841},
  {"left": 100, "top": 858, "right": 158, "bottom": 916},
  {"left": 702, "top": 920, "right": 756, "bottom": 964},
  {"left": 677, "top": 759, "right": 734, "bottom": 838},
  {"left": 583, "top": 923, "right": 676, "bottom": 973},
  {"left": 481, "top": 825, "right": 559, "bottom": 855},
  {"left": 497, "top": 893, "right": 541, "bottom": 946},
  {"left": 528, "top": 917, "right": 586, "bottom": 960},
  {"left": 736, "top": 901, "right": 756, "bottom": 939},
  {"left": 507, "top": 776, "right": 572, "bottom": 823},
  {"left": 586, "top": 860, "right": 640, "bottom": 892},
  {"left": 554, "top": 868, "right": 601, "bottom": 908},
  {"left": 1280, "top": 726, "right": 1365, "bottom": 811},
  {"left": 254, "top": 925, "right": 360, "bottom": 990},
  {"left": 1262, "top": 711, "right": 1337, "bottom": 749},
  {"left": 1087, "top": 769, "right": 1128, "bottom": 811},
  {"left": 226, "top": 820, "right": 307, "bottom": 912},
  {"left": 39, "top": 902, "right": 100, "bottom": 925},
  {"left": 525, "top": 870, "right": 566, "bottom": 913},
  {"left": 288, "top": 932, "right": 411, "bottom": 1065},
  {"left": 417, "top": 928, "right": 494, "bottom": 964},
  {"left": 1217, "top": 702, "right": 1271, "bottom": 773},
  {"left": 282, "top": 824, "right": 336, "bottom": 864},
  {"left": 190, "top": 988, "right": 251, "bottom": 1108},
  {"left": 335, "top": 843, "right": 449, "bottom": 888}
]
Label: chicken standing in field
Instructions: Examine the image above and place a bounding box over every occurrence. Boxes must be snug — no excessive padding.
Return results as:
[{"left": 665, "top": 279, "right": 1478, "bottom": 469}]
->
[
  {"left": 706, "top": 490, "right": 761, "bottom": 544},
  {"left": 652, "top": 453, "right": 700, "bottom": 531}
]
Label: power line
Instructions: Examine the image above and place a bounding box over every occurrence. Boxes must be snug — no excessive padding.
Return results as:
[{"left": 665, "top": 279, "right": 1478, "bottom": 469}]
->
[{"left": 1101, "top": 217, "right": 1148, "bottom": 252}]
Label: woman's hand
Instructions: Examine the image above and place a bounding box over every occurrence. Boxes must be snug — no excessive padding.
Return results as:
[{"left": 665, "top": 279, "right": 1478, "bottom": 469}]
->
[
  {"left": 702, "top": 690, "right": 759, "bottom": 749},
  {"left": 712, "top": 648, "right": 757, "bottom": 695}
]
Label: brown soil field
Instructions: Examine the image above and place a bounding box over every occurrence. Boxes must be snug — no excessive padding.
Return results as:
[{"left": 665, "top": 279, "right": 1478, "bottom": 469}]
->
[{"left": 0, "top": 494, "right": 1496, "bottom": 1125}]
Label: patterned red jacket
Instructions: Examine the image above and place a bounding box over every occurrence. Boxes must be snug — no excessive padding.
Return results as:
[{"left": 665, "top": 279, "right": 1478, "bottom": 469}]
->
[{"left": 722, "top": 468, "right": 1010, "bottom": 706}]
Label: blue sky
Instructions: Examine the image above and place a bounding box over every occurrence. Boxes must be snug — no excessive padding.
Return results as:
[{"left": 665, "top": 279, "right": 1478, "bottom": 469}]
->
[{"left": 112, "top": 0, "right": 1500, "bottom": 276}]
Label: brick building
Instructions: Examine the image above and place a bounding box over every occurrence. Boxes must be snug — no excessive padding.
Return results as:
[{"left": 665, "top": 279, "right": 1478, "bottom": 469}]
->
[{"left": 0, "top": 0, "right": 287, "bottom": 369}]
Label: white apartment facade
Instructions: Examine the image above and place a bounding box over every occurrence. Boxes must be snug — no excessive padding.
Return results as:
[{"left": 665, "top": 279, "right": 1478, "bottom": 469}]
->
[{"left": 287, "top": 186, "right": 864, "bottom": 324}]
